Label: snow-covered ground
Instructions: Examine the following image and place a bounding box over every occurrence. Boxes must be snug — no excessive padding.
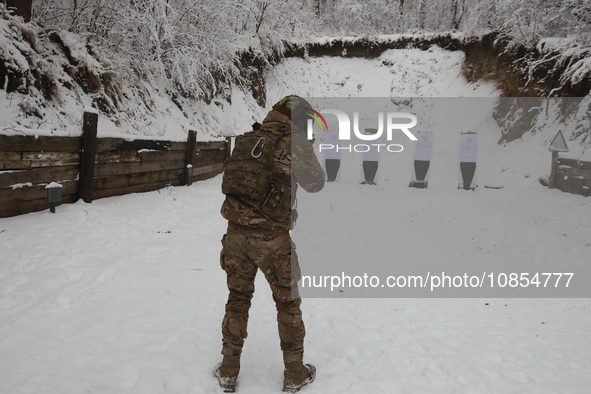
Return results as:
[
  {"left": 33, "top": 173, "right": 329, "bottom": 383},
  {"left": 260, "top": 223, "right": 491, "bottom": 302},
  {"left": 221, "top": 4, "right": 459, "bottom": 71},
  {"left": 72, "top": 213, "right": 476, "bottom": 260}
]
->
[{"left": 1, "top": 49, "right": 590, "bottom": 393}]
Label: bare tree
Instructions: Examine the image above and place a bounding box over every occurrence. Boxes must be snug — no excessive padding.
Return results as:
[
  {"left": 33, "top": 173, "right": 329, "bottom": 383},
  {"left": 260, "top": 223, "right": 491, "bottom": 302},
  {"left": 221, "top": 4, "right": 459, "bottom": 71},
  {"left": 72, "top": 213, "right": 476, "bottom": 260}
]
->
[
  {"left": 415, "top": 0, "right": 426, "bottom": 29},
  {"left": 254, "top": 0, "right": 271, "bottom": 35},
  {"left": 451, "top": 0, "right": 465, "bottom": 30}
]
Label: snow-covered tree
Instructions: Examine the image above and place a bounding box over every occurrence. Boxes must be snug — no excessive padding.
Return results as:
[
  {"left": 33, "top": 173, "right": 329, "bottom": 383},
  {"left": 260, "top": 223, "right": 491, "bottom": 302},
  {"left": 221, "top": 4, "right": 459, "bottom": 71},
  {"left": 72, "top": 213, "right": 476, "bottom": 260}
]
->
[{"left": 27, "top": 0, "right": 591, "bottom": 104}]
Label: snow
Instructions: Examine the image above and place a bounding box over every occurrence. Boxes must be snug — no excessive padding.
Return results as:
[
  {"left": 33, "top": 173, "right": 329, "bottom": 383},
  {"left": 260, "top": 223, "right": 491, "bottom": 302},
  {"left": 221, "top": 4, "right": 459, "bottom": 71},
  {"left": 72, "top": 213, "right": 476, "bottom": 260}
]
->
[
  {"left": 45, "top": 182, "right": 63, "bottom": 189},
  {"left": 1, "top": 49, "right": 591, "bottom": 393},
  {"left": 268, "top": 47, "right": 500, "bottom": 98},
  {"left": 83, "top": 107, "right": 99, "bottom": 115},
  {"left": 566, "top": 57, "right": 591, "bottom": 85},
  {"left": 9, "top": 181, "right": 32, "bottom": 189},
  {"left": 536, "top": 37, "right": 591, "bottom": 93},
  {"left": 0, "top": 85, "right": 262, "bottom": 140}
]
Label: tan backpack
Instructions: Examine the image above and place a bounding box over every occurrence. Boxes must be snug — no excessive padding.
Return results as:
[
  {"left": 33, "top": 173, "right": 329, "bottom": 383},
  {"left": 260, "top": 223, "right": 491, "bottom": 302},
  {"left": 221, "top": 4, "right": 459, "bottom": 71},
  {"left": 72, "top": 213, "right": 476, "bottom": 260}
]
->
[{"left": 222, "top": 128, "right": 291, "bottom": 221}]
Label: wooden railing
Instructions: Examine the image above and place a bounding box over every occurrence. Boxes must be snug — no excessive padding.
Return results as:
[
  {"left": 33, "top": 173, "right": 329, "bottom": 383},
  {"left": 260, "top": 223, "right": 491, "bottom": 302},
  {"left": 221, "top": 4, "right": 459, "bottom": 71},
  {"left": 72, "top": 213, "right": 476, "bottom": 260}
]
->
[
  {"left": 0, "top": 111, "right": 231, "bottom": 218},
  {"left": 552, "top": 157, "right": 591, "bottom": 197}
]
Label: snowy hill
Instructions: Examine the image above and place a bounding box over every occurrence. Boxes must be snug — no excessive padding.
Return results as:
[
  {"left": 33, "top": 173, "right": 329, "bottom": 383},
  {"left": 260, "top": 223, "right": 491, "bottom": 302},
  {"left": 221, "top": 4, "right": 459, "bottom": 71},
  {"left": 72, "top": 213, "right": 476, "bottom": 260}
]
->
[{"left": 0, "top": 11, "right": 265, "bottom": 141}]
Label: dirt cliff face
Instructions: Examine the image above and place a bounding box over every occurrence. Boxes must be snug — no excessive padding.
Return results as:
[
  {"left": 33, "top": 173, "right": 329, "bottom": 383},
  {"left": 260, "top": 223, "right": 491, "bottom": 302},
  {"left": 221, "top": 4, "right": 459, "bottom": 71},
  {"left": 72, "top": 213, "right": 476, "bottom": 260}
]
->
[
  {"left": 282, "top": 33, "right": 591, "bottom": 99},
  {"left": 461, "top": 33, "right": 591, "bottom": 143},
  {"left": 461, "top": 32, "right": 591, "bottom": 98},
  {"left": 278, "top": 34, "right": 591, "bottom": 144}
]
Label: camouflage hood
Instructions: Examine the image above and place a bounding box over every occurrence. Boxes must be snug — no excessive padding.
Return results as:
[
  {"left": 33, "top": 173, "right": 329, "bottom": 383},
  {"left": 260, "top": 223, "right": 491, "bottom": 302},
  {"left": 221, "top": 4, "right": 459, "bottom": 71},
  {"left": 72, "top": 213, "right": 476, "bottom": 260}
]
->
[
  {"left": 271, "top": 95, "right": 312, "bottom": 119},
  {"left": 265, "top": 95, "right": 312, "bottom": 135}
]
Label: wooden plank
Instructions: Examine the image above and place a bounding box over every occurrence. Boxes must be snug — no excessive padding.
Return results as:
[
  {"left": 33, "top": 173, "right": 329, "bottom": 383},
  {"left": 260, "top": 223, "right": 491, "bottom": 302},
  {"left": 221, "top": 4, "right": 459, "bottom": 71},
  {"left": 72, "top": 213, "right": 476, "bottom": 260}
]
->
[
  {"left": 97, "top": 138, "right": 124, "bottom": 152},
  {"left": 1, "top": 160, "right": 32, "bottom": 170},
  {"left": 194, "top": 162, "right": 224, "bottom": 176},
  {"left": 0, "top": 136, "right": 222, "bottom": 153},
  {"left": 556, "top": 173, "right": 587, "bottom": 196},
  {"left": 93, "top": 169, "right": 183, "bottom": 191},
  {"left": 196, "top": 149, "right": 226, "bottom": 159},
  {"left": 169, "top": 141, "right": 188, "bottom": 151},
  {"left": 562, "top": 167, "right": 591, "bottom": 179},
  {"left": 0, "top": 165, "right": 79, "bottom": 188},
  {"left": 139, "top": 150, "right": 185, "bottom": 162},
  {"left": 96, "top": 150, "right": 185, "bottom": 164},
  {"left": 191, "top": 168, "right": 224, "bottom": 183},
  {"left": 93, "top": 178, "right": 183, "bottom": 200},
  {"left": 196, "top": 141, "right": 226, "bottom": 150},
  {"left": 0, "top": 135, "right": 81, "bottom": 152},
  {"left": 0, "top": 193, "right": 78, "bottom": 218},
  {"left": 195, "top": 156, "right": 225, "bottom": 167},
  {"left": 22, "top": 152, "right": 80, "bottom": 168},
  {"left": 96, "top": 151, "right": 141, "bottom": 164},
  {"left": 96, "top": 138, "right": 215, "bottom": 153},
  {"left": 582, "top": 179, "right": 590, "bottom": 197},
  {"left": 98, "top": 139, "right": 185, "bottom": 152},
  {"left": 555, "top": 172, "right": 567, "bottom": 191},
  {"left": 0, "top": 152, "right": 21, "bottom": 160},
  {"left": 115, "top": 139, "right": 172, "bottom": 151},
  {"left": 0, "top": 181, "right": 78, "bottom": 204},
  {"left": 557, "top": 158, "right": 591, "bottom": 171},
  {"left": 566, "top": 176, "right": 584, "bottom": 194},
  {"left": 94, "top": 160, "right": 185, "bottom": 177}
]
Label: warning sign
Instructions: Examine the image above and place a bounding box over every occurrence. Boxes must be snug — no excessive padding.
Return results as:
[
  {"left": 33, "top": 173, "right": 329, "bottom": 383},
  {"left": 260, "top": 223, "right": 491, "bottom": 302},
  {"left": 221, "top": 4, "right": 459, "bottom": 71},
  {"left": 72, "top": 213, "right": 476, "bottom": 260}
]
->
[{"left": 549, "top": 130, "right": 569, "bottom": 152}]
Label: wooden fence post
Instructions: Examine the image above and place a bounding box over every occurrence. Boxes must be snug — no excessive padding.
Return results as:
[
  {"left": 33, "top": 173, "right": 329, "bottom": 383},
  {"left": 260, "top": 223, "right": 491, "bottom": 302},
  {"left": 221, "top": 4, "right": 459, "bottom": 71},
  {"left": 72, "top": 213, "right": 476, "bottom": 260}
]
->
[
  {"left": 184, "top": 129, "right": 197, "bottom": 185},
  {"left": 225, "top": 136, "right": 233, "bottom": 166},
  {"left": 78, "top": 110, "right": 98, "bottom": 203},
  {"left": 548, "top": 150, "right": 558, "bottom": 189}
]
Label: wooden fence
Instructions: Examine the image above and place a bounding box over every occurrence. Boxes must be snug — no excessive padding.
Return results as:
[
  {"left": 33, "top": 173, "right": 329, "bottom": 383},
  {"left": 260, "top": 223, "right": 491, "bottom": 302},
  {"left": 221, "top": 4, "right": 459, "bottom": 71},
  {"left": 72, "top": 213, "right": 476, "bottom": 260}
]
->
[
  {"left": 0, "top": 111, "right": 231, "bottom": 218},
  {"left": 553, "top": 157, "right": 591, "bottom": 197}
]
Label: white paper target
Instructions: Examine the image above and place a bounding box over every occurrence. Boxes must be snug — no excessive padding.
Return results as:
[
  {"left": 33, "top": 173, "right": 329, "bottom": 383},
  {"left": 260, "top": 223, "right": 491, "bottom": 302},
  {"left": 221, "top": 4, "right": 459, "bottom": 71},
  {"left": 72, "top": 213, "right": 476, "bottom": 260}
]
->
[
  {"left": 459, "top": 133, "right": 479, "bottom": 163},
  {"left": 322, "top": 132, "right": 342, "bottom": 160},
  {"left": 413, "top": 132, "right": 434, "bottom": 161},
  {"left": 361, "top": 134, "right": 381, "bottom": 162}
]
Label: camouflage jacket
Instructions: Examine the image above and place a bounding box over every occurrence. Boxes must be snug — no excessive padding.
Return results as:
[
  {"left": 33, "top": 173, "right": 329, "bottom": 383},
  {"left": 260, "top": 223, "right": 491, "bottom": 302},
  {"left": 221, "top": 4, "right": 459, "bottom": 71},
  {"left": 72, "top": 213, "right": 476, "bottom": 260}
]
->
[{"left": 221, "top": 110, "right": 325, "bottom": 232}]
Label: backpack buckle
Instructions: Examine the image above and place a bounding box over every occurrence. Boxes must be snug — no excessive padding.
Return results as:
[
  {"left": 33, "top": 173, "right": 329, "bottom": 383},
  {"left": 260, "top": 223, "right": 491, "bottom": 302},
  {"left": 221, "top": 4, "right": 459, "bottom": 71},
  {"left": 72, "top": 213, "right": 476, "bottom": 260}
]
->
[{"left": 251, "top": 137, "right": 265, "bottom": 158}]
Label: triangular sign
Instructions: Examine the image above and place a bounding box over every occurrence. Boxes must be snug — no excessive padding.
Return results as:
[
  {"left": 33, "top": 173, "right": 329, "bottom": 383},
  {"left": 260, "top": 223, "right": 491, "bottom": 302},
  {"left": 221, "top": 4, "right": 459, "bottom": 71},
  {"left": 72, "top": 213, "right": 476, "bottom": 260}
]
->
[{"left": 549, "top": 130, "right": 569, "bottom": 152}]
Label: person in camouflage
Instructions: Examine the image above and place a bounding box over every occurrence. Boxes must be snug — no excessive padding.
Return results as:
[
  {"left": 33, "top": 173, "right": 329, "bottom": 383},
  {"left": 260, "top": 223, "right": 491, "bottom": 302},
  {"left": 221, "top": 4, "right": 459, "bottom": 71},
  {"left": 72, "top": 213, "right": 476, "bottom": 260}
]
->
[{"left": 215, "top": 96, "right": 325, "bottom": 393}]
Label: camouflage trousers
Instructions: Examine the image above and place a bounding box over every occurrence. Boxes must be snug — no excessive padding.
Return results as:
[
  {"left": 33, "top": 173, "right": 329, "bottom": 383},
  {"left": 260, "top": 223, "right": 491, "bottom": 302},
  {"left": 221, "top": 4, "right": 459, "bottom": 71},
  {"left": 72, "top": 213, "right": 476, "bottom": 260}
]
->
[{"left": 220, "top": 222, "right": 305, "bottom": 364}]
